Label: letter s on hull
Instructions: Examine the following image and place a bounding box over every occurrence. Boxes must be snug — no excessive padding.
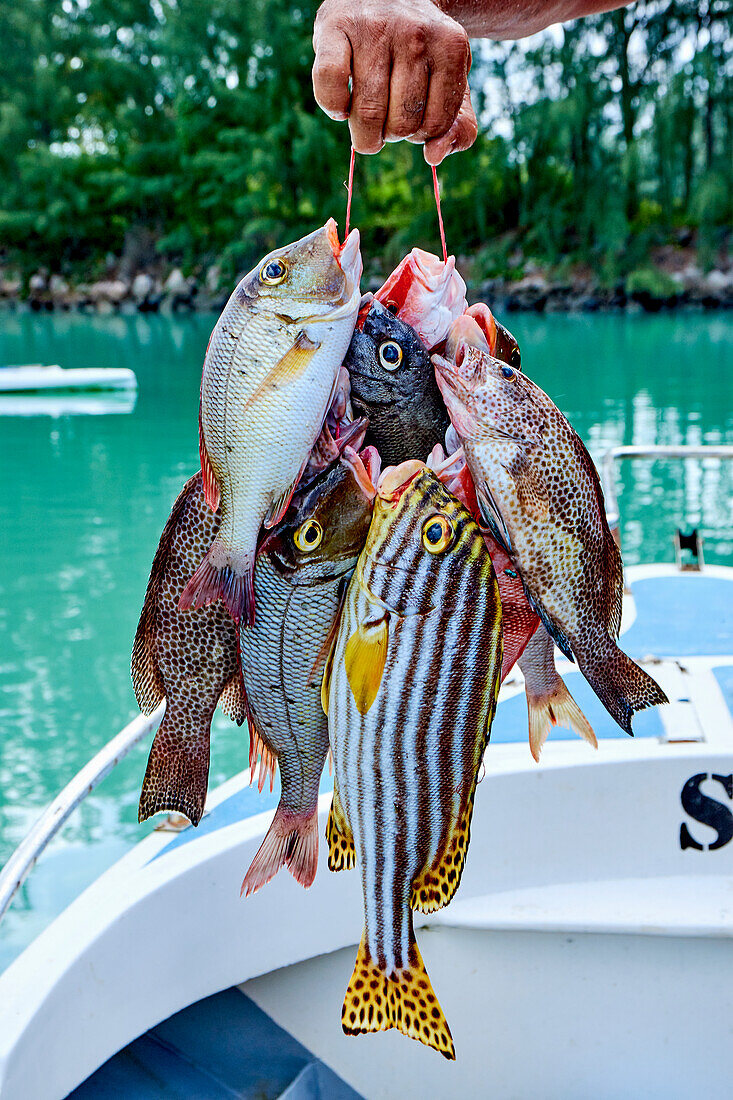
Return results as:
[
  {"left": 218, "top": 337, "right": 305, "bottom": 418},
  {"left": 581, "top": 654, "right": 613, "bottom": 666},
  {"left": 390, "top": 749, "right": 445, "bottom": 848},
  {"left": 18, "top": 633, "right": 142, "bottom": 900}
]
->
[{"left": 679, "top": 773, "right": 733, "bottom": 851}]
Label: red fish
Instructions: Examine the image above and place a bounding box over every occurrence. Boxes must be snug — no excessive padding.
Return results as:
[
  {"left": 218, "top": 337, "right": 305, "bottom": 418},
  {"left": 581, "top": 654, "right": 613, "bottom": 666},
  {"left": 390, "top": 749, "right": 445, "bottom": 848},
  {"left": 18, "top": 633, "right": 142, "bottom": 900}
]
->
[{"left": 373, "top": 247, "right": 467, "bottom": 350}]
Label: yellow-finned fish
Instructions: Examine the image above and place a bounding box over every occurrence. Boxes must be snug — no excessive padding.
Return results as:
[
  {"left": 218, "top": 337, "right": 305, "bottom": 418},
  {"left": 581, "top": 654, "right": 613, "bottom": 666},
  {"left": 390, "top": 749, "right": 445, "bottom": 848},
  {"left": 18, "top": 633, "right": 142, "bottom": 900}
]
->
[
  {"left": 180, "top": 220, "right": 362, "bottom": 626},
  {"left": 325, "top": 463, "right": 503, "bottom": 1060}
]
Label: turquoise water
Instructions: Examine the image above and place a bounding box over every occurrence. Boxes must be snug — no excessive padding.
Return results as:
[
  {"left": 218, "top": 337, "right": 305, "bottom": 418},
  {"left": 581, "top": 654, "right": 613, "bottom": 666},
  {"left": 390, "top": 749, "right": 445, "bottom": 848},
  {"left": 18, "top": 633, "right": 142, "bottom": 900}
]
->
[{"left": 0, "top": 310, "right": 731, "bottom": 970}]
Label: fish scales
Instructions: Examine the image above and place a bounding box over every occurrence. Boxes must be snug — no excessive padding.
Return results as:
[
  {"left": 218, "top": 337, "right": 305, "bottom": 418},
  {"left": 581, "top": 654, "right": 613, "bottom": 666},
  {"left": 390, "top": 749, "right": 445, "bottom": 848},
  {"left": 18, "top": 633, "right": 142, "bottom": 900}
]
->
[
  {"left": 131, "top": 474, "right": 245, "bottom": 827},
  {"left": 328, "top": 467, "right": 502, "bottom": 1058},
  {"left": 345, "top": 301, "right": 450, "bottom": 466},
  {"left": 181, "top": 221, "right": 362, "bottom": 625},
  {"left": 239, "top": 455, "right": 374, "bottom": 895},
  {"left": 434, "top": 341, "right": 667, "bottom": 734}
]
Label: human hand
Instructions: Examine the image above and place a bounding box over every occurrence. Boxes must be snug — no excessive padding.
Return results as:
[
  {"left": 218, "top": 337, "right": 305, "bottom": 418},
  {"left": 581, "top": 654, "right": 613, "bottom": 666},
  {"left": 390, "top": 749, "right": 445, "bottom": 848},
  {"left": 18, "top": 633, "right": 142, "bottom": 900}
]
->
[{"left": 312, "top": 0, "right": 478, "bottom": 164}]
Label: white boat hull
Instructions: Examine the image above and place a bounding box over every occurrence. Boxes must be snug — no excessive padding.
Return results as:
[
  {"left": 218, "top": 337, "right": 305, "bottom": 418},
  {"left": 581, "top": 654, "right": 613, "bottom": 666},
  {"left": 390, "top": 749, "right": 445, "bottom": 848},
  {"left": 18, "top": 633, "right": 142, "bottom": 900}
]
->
[{"left": 0, "top": 566, "right": 731, "bottom": 1098}]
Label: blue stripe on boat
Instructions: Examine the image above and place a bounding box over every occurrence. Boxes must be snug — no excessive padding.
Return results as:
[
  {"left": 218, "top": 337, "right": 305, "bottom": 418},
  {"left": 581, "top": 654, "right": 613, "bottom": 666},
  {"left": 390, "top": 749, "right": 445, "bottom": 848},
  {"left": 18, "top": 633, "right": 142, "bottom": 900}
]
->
[
  {"left": 68, "top": 986, "right": 363, "bottom": 1099},
  {"left": 153, "top": 770, "right": 336, "bottom": 860},
  {"left": 713, "top": 667, "right": 733, "bottom": 718},
  {"left": 622, "top": 575, "right": 733, "bottom": 658}
]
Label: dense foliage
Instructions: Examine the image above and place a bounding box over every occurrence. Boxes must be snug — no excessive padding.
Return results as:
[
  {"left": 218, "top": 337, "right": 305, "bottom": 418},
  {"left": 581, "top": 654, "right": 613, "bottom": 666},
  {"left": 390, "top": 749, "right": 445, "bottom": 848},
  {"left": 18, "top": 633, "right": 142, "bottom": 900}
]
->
[{"left": 0, "top": 0, "right": 730, "bottom": 286}]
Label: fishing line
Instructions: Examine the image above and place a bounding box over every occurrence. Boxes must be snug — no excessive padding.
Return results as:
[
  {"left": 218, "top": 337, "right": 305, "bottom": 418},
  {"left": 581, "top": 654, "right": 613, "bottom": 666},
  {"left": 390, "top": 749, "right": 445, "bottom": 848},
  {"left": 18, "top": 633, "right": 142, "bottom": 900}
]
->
[
  {"left": 432, "top": 164, "right": 448, "bottom": 265},
  {"left": 344, "top": 146, "right": 355, "bottom": 238}
]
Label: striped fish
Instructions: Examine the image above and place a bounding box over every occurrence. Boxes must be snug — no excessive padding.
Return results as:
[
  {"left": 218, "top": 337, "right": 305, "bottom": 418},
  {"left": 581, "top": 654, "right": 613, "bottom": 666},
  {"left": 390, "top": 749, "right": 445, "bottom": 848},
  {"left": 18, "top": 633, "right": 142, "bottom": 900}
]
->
[
  {"left": 325, "top": 463, "right": 503, "bottom": 1060},
  {"left": 239, "top": 444, "right": 377, "bottom": 896}
]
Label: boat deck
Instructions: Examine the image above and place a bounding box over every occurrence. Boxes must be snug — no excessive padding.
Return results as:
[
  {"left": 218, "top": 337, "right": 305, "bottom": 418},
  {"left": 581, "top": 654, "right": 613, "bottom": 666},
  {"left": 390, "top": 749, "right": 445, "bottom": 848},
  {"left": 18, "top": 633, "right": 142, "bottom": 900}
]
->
[{"left": 70, "top": 987, "right": 359, "bottom": 1100}]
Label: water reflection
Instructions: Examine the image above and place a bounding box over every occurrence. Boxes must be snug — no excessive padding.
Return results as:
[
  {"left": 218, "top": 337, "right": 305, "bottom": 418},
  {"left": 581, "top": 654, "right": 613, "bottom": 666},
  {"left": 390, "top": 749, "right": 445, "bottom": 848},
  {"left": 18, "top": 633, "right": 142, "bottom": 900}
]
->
[{"left": 0, "top": 309, "right": 731, "bottom": 970}]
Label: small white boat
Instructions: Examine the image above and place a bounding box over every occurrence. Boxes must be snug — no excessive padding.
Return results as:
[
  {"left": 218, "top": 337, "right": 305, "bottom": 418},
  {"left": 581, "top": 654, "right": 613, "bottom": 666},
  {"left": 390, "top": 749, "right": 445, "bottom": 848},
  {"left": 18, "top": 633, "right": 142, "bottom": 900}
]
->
[
  {"left": 0, "top": 364, "right": 137, "bottom": 393},
  {"left": 0, "top": 445, "right": 731, "bottom": 1100},
  {"left": 0, "top": 392, "right": 137, "bottom": 417}
]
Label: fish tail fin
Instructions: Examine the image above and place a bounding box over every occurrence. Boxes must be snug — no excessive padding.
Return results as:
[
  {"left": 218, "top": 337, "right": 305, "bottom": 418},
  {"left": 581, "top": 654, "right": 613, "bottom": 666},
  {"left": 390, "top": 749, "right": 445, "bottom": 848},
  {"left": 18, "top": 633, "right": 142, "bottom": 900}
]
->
[
  {"left": 138, "top": 714, "right": 210, "bottom": 826},
  {"left": 178, "top": 543, "right": 255, "bottom": 625},
  {"left": 527, "top": 678, "right": 598, "bottom": 762},
  {"left": 240, "top": 805, "right": 318, "bottom": 898},
  {"left": 342, "top": 931, "right": 455, "bottom": 1060},
  {"left": 578, "top": 638, "right": 668, "bottom": 736}
]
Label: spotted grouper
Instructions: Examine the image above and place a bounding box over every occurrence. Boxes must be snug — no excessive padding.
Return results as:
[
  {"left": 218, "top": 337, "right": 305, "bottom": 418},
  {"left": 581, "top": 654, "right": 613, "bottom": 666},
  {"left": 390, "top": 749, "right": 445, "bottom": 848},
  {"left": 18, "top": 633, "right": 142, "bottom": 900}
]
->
[
  {"left": 132, "top": 473, "right": 245, "bottom": 826},
  {"left": 433, "top": 337, "right": 667, "bottom": 734}
]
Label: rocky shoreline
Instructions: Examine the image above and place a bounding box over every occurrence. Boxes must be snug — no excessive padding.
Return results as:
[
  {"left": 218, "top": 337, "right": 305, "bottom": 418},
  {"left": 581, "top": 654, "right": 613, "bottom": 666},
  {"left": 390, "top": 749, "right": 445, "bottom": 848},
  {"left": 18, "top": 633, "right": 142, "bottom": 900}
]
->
[{"left": 1, "top": 262, "right": 731, "bottom": 316}]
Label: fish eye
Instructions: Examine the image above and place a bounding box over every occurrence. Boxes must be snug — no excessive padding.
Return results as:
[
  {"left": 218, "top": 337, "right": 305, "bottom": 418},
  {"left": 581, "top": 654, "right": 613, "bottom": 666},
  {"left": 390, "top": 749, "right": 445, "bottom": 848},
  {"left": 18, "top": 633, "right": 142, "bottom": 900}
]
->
[
  {"left": 260, "top": 258, "right": 287, "bottom": 285},
  {"left": 294, "top": 519, "right": 323, "bottom": 552},
  {"left": 422, "top": 514, "right": 454, "bottom": 554},
  {"left": 510, "top": 347, "right": 521, "bottom": 369},
  {"left": 378, "top": 340, "right": 403, "bottom": 371},
  {"left": 500, "top": 364, "right": 515, "bottom": 380}
]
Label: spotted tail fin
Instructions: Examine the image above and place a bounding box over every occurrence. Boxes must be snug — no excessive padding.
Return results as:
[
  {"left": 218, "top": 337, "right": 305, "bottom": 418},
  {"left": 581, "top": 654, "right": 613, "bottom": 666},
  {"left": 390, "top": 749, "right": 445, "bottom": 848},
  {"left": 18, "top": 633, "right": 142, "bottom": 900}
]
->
[
  {"left": 138, "top": 712, "right": 210, "bottom": 826},
  {"left": 240, "top": 805, "right": 318, "bottom": 897},
  {"left": 578, "top": 635, "right": 668, "bottom": 736},
  {"left": 342, "top": 930, "right": 455, "bottom": 1060}
]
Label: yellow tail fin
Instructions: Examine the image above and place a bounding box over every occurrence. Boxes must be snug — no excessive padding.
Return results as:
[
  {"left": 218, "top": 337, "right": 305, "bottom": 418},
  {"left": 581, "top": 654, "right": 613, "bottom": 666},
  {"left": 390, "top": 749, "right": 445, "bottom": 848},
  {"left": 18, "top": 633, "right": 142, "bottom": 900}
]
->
[{"left": 342, "top": 931, "right": 455, "bottom": 1060}]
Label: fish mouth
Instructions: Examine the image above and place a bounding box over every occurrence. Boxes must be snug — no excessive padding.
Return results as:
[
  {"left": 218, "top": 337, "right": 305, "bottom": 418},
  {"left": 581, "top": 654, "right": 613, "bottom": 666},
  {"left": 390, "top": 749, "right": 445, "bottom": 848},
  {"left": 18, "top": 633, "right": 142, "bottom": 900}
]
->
[
  {"left": 336, "top": 416, "right": 369, "bottom": 454},
  {"left": 432, "top": 350, "right": 471, "bottom": 393},
  {"left": 464, "top": 304, "right": 498, "bottom": 353},
  {"left": 376, "top": 459, "right": 425, "bottom": 502},
  {"left": 324, "top": 219, "right": 363, "bottom": 320},
  {"left": 297, "top": 222, "right": 362, "bottom": 326},
  {"left": 340, "top": 444, "right": 381, "bottom": 501},
  {"left": 445, "top": 315, "right": 491, "bottom": 361}
]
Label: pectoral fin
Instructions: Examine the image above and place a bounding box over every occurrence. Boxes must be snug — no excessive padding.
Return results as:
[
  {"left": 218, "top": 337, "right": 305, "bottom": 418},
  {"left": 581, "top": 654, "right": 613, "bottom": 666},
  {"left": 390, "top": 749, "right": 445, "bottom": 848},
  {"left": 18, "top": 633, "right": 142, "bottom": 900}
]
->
[
  {"left": 199, "top": 405, "right": 220, "bottom": 512},
  {"left": 263, "top": 455, "right": 309, "bottom": 529},
  {"left": 504, "top": 453, "right": 549, "bottom": 522},
  {"left": 475, "top": 483, "right": 513, "bottom": 556},
  {"left": 344, "top": 614, "right": 389, "bottom": 715},
  {"left": 244, "top": 330, "right": 321, "bottom": 410}
]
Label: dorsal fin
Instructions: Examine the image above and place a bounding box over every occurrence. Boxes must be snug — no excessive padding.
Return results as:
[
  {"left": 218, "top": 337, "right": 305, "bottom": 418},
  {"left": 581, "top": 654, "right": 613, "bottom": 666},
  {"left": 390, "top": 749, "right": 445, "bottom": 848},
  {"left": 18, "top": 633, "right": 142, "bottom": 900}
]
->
[
  {"left": 199, "top": 405, "right": 220, "bottom": 511},
  {"left": 326, "top": 781, "right": 355, "bottom": 872},
  {"left": 571, "top": 429, "right": 624, "bottom": 638},
  {"left": 412, "top": 693, "right": 499, "bottom": 913}
]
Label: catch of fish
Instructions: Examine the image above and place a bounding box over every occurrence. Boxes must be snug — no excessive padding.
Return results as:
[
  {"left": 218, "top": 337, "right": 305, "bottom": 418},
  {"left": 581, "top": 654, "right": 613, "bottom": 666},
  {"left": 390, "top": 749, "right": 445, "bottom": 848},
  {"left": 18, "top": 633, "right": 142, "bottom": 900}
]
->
[{"left": 132, "top": 218, "right": 667, "bottom": 1059}]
